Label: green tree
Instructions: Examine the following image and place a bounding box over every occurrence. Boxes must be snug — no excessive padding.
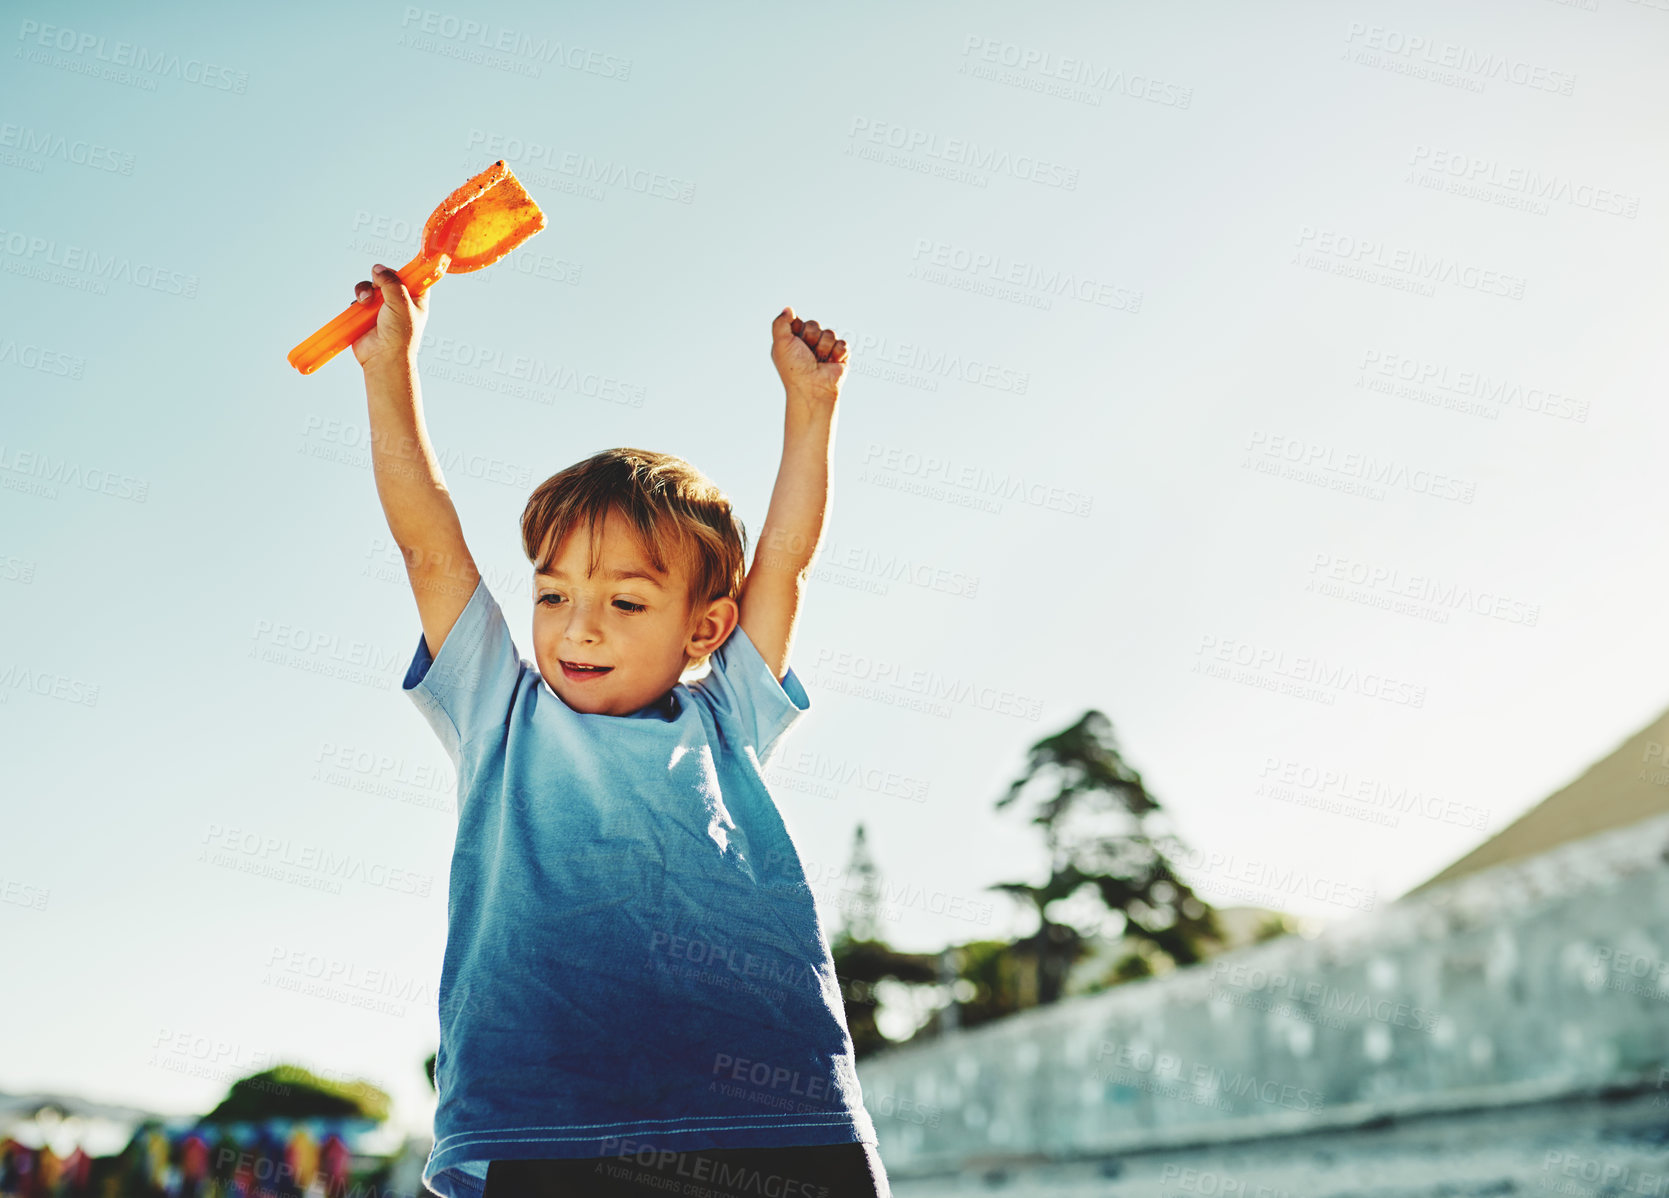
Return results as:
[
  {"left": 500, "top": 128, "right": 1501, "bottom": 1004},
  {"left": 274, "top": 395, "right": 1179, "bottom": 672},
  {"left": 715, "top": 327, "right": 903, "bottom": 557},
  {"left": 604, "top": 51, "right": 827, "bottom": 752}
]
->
[
  {"left": 828, "top": 823, "right": 941, "bottom": 1057},
  {"left": 988, "top": 709, "right": 1220, "bottom": 1008},
  {"left": 907, "top": 939, "right": 1028, "bottom": 1038},
  {"left": 838, "top": 823, "right": 884, "bottom": 944},
  {"left": 203, "top": 1064, "right": 390, "bottom": 1123},
  {"left": 829, "top": 936, "right": 941, "bottom": 1057}
]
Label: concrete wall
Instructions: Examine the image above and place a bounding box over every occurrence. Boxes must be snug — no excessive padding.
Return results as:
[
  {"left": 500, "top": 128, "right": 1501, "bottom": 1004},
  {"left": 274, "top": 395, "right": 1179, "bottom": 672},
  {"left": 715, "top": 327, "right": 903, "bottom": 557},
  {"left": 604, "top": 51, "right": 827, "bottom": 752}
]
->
[{"left": 853, "top": 812, "right": 1669, "bottom": 1177}]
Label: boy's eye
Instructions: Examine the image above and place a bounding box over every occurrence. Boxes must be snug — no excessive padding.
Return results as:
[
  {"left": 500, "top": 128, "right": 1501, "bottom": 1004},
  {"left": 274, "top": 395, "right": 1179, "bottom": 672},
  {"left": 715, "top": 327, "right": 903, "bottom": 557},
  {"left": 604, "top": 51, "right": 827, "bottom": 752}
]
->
[{"left": 537, "top": 594, "right": 645, "bottom": 613}]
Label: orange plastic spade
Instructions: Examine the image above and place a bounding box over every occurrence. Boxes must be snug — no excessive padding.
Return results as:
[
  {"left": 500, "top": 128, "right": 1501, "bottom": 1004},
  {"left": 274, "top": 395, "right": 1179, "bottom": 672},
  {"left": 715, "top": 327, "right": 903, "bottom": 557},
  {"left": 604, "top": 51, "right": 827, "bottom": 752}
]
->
[{"left": 287, "top": 160, "right": 546, "bottom": 375}]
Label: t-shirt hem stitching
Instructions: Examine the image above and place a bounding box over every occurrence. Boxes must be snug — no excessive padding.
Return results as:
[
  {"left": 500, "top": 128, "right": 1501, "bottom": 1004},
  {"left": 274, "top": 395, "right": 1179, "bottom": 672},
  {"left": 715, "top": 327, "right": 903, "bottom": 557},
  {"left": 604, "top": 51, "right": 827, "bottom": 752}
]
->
[{"left": 432, "top": 1113, "right": 866, "bottom": 1150}]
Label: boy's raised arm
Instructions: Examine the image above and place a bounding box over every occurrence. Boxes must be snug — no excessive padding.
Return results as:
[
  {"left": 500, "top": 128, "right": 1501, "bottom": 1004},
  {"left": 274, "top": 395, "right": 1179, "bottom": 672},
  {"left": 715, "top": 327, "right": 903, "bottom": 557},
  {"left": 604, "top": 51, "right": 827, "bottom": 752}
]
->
[
  {"left": 740, "top": 308, "right": 850, "bottom": 682},
  {"left": 355, "top": 264, "right": 481, "bottom": 660}
]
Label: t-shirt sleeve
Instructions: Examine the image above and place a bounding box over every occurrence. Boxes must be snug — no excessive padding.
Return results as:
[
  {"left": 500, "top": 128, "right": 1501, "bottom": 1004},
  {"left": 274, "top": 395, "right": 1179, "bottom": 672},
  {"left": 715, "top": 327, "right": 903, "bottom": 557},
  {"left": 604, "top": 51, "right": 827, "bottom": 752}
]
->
[
  {"left": 401, "top": 576, "right": 524, "bottom": 760},
  {"left": 691, "top": 623, "right": 812, "bottom": 768}
]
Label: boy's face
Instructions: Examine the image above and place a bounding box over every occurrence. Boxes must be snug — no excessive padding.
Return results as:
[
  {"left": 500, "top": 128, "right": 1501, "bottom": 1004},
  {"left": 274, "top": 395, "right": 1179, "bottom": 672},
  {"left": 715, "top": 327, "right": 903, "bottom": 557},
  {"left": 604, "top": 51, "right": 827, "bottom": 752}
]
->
[{"left": 531, "top": 509, "right": 737, "bottom": 716}]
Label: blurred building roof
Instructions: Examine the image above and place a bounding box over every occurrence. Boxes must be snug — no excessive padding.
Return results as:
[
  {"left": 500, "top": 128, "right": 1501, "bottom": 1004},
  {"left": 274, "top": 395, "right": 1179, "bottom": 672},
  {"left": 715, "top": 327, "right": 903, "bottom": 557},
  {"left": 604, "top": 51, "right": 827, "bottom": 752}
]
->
[{"left": 1408, "top": 702, "right": 1669, "bottom": 895}]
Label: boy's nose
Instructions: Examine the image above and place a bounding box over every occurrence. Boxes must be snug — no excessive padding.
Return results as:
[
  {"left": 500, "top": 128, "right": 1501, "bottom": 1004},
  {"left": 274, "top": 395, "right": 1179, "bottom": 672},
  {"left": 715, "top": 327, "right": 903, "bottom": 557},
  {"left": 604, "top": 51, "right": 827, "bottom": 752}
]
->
[{"left": 566, "top": 604, "right": 603, "bottom": 643}]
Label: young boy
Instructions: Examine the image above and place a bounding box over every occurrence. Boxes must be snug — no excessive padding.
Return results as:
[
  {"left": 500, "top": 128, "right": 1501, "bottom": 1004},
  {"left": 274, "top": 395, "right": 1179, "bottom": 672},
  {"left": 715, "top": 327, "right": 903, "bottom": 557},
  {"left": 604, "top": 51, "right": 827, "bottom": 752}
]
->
[{"left": 349, "top": 264, "right": 892, "bottom": 1198}]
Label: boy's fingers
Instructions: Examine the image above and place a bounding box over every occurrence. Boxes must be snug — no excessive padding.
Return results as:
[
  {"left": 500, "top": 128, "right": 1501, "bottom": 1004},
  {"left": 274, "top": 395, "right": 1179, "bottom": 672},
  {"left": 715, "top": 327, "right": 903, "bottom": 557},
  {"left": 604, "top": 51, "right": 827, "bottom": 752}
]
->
[
  {"left": 831, "top": 340, "right": 849, "bottom": 364},
  {"left": 816, "top": 329, "right": 837, "bottom": 360},
  {"left": 372, "top": 263, "right": 416, "bottom": 312},
  {"left": 355, "top": 280, "right": 375, "bottom": 303},
  {"left": 801, "top": 321, "right": 822, "bottom": 346}
]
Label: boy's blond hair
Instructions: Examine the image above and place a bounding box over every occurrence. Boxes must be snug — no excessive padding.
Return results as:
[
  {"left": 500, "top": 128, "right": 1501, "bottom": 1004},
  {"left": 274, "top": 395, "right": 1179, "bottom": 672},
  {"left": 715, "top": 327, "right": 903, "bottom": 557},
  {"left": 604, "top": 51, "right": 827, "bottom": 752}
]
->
[{"left": 520, "top": 448, "right": 749, "bottom": 673}]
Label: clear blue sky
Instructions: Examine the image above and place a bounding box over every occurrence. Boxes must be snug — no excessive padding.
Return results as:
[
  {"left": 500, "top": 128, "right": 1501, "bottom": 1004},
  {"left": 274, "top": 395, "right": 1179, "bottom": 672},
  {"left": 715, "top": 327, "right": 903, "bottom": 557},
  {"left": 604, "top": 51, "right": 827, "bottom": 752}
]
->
[{"left": 3, "top": 0, "right": 1666, "bottom": 1139}]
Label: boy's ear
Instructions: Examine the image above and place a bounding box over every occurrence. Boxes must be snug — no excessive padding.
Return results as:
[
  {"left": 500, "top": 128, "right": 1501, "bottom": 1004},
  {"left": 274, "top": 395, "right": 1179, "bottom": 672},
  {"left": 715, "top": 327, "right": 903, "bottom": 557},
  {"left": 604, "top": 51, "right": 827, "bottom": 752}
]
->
[{"left": 685, "top": 595, "right": 739, "bottom": 658}]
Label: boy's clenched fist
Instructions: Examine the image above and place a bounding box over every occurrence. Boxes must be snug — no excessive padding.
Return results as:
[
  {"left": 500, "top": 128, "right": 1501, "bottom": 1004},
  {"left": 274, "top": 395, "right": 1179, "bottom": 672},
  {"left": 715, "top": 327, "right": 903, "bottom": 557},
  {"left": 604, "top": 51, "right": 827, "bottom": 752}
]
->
[
  {"left": 771, "top": 307, "right": 849, "bottom": 407},
  {"left": 352, "top": 263, "right": 429, "bottom": 369}
]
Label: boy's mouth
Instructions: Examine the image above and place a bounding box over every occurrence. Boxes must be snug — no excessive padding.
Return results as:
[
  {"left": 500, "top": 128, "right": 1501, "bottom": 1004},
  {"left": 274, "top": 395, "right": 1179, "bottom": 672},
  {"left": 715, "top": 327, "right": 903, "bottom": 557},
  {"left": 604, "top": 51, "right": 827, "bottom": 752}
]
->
[{"left": 560, "top": 660, "right": 614, "bottom": 682}]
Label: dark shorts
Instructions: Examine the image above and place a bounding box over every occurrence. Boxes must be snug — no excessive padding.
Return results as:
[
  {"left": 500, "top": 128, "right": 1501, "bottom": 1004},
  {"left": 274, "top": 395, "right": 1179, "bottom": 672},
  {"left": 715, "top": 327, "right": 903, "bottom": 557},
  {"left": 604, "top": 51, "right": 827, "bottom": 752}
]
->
[{"left": 483, "top": 1141, "right": 891, "bottom": 1198}]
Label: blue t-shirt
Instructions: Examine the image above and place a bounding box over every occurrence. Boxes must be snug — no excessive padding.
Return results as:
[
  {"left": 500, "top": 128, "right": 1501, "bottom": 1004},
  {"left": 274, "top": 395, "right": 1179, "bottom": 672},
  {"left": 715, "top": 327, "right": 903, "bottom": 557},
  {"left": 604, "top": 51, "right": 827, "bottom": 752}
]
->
[{"left": 401, "top": 576, "right": 877, "bottom": 1198}]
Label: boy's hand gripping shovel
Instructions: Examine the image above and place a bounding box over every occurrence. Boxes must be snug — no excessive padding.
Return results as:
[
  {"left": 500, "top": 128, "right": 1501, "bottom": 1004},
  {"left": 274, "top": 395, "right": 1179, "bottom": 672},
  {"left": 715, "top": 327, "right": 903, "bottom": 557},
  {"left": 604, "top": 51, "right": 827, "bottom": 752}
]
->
[{"left": 287, "top": 160, "right": 546, "bottom": 375}]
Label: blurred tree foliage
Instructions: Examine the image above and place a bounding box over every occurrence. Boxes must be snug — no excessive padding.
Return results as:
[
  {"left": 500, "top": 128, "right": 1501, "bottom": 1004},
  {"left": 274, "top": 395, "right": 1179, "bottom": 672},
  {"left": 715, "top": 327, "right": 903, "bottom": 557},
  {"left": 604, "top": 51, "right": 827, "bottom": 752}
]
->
[
  {"left": 829, "top": 933, "right": 940, "bottom": 1058},
  {"left": 831, "top": 710, "right": 1230, "bottom": 1053},
  {"left": 829, "top": 824, "right": 941, "bottom": 1058},
  {"left": 987, "top": 709, "right": 1221, "bottom": 1007},
  {"left": 203, "top": 1065, "right": 389, "bottom": 1122}
]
